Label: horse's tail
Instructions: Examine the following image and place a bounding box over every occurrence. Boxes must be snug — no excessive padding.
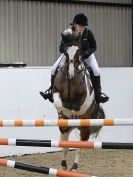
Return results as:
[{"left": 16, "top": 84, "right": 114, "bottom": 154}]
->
[{"left": 89, "top": 105, "right": 105, "bottom": 137}]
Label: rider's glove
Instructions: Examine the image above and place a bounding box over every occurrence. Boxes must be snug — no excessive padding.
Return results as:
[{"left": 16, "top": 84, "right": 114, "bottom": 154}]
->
[{"left": 81, "top": 50, "right": 89, "bottom": 59}]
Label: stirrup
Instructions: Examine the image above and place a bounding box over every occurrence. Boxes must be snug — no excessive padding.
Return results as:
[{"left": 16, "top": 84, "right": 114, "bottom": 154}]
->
[
  {"left": 100, "top": 92, "right": 109, "bottom": 103},
  {"left": 39, "top": 91, "right": 53, "bottom": 103}
]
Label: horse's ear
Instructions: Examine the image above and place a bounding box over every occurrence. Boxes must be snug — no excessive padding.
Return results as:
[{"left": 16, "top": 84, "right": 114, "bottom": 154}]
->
[{"left": 61, "top": 33, "right": 65, "bottom": 41}]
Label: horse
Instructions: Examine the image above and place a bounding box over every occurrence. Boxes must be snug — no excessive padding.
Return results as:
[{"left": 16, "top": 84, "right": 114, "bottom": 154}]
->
[{"left": 52, "top": 31, "right": 105, "bottom": 171}]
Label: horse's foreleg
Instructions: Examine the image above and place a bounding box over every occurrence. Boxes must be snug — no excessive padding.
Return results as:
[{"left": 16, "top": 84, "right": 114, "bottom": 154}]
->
[
  {"left": 60, "top": 129, "right": 72, "bottom": 170},
  {"left": 53, "top": 92, "right": 62, "bottom": 112}
]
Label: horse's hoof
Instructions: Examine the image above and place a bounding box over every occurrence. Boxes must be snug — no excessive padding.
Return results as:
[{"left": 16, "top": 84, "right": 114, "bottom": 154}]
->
[
  {"left": 70, "top": 163, "right": 78, "bottom": 172},
  {"left": 61, "top": 160, "right": 67, "bottom": 170}
]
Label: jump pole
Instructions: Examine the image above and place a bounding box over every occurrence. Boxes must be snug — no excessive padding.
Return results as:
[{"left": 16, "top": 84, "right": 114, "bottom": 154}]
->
[
  {"left": 0, "top": 138, "right": 133, "bottom": 149},
  {"left": 0, "top": 119, "right": 133, "bottom": 126},
  {"left": 0, "top": 158, "right": 97, "bottom": 177}
]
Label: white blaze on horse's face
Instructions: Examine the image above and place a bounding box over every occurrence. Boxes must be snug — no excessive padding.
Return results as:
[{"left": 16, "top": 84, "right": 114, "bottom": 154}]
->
[{"left": 67, "top": 46, "right": 79, "bottom": 79}]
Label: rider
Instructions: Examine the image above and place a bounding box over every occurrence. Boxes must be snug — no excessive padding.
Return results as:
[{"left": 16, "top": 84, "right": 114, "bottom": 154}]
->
[{"left": 40, "top": 13, "right": 109, "bottom": 104}]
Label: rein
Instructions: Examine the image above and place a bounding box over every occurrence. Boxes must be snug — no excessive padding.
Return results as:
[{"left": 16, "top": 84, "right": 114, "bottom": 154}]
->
[{"left": 66, "top": 64, "right": 71, "bottom": 108}]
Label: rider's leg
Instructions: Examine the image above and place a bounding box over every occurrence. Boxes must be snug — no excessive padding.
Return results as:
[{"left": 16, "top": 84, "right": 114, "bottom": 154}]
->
[
  {"left": 40, "top": 54, "right": 65, "bottom": 102},
  {"left": 84, "top": 54, "right": 109, "bottom": 104},
  {"left": 40, "top": 74, "right": 56, "bottom": 103}
]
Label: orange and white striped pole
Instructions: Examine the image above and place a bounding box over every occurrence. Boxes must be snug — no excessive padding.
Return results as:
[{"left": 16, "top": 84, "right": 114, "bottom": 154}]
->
[{"left": 0, "top": 119, "right": 133, "bottom": 127}]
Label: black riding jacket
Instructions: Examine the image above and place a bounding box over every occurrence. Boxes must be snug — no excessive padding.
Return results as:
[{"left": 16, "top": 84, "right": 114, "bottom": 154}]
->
[{"left": 59, "top": 27, "right": 97, "bottom": 59}]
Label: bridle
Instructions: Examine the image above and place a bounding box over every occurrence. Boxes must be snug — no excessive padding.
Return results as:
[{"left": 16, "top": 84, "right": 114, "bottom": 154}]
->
[
  {"left": 61, "top": 43, "right": 86, "bottom": 110},
  {"left": 63, "top": 43, "right": 84, "bottom": 76}
]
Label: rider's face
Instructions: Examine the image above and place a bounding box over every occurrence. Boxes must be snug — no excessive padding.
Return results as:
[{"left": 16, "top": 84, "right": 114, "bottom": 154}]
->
[{"left": 74, "top": 24, "right": 85, "bottom": 33}]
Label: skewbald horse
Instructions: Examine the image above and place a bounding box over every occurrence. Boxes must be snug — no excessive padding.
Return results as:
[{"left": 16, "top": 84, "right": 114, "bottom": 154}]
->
[{"left": 52, "top": 31, "right": 105, "bottom": 171}]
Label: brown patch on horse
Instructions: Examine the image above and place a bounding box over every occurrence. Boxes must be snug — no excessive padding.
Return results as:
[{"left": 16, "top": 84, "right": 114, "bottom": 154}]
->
[
  {"left": 59, "top": 126, "right": 72, "bottom": 134},
  {"left": 58, "top": 114, "right": 70, "bottom": 134},
  {"left": 78, "top": 102, "right": 104, "bottom": 139},
  {"left": 89, "top": 104, "right": 105, "bottom": 136},
  {"left": 80, "top": 126, "right": 91, "bottom": 141},
  {"left": 54, "top": 64, "right": 87, "bottom": 111}
]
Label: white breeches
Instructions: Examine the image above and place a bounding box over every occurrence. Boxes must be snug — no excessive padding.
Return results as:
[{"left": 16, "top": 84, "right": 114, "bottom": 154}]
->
[
  {"left": 51, "top": 53, "right": 100, "bottom": 76},
  {"left": 51, "top": 54, "right": 65, "bottom": 75},
  {"left": 84, "top": 53, "right": 100, "bottom": 76}
]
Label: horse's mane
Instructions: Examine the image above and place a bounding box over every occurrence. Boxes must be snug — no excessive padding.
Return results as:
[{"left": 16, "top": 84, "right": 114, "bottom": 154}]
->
[{"left": 62, "top": 32, "right": 80, "bottom": 45}]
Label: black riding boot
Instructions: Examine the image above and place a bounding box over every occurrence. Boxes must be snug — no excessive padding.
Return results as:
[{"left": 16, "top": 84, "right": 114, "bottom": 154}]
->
[
  {"left": 39, "top": 75, "right": 56, "bottom": 103},
  {"left": 93, "top": 76, "right": 109, "bottom": 104}
]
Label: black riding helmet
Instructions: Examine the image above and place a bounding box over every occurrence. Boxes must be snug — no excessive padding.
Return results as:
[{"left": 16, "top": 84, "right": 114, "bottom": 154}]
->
[{"left": 71, "top": 13, "right": 88, "bottom": 26}]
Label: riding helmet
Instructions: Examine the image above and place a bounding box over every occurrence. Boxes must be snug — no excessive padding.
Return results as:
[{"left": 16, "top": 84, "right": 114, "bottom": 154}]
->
[{"left": 72, "top": 13, "right": 88, "bottom": 26}]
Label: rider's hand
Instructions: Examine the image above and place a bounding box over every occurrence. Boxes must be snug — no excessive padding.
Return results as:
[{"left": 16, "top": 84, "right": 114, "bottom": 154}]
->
[{"left": 81, "top": 50, "right": 89, "bottom": 59}]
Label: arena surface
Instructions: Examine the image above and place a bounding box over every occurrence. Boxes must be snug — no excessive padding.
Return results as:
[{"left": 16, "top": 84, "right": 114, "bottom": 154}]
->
[{"left": 0, "top": 149, "right": 133, "bottom": 177}]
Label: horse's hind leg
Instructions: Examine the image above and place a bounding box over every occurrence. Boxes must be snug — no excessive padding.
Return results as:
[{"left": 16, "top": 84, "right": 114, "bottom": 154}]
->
[
  {"left": 70, "top": 148, "right": 81, "bottom": 172},
  {"left": 70, "top": 127, "right": 90, "bottom": 172},
  {"left": 60, "top": 129, "right": 72, "bottom": 170}
]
